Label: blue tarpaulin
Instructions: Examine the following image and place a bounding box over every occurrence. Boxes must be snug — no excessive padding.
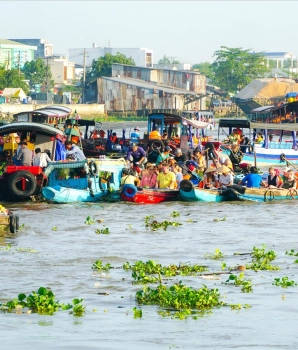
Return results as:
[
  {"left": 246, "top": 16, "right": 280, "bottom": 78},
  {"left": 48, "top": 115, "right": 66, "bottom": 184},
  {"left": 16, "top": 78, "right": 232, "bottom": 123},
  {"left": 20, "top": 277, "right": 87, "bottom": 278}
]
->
[
  {"left": 55, "top": 139, "right": 66, "bottom": 161},
  {"left": 292, "top": 131, "right": 297, "bottom": 150},
  {"left": 279, "top": 130, "right": 283, "bottom": 142},
  {"left": 263, "top": 129, "right": 268, "bottom": 148}
]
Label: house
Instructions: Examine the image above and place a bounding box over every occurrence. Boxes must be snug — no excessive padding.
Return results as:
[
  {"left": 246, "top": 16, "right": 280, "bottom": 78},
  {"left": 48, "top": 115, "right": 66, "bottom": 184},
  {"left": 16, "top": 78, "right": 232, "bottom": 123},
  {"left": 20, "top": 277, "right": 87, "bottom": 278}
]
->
[{"left": 43, "top": 56, "right": 75, "bottom": 86}]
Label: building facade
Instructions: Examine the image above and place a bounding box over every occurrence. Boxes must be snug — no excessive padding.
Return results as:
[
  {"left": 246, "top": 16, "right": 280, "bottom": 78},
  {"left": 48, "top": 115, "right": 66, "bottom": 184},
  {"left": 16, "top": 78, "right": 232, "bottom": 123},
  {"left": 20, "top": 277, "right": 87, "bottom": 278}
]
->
[
  {"left": 69, "top": 46, "right": 153, "bottom": 68},
  {"left": 43, "top": 56, "right": 75, "bottom": 86},
  {"left": 0, "top": 39, "right": 36, "bottom": 70},
  {"left": 9, "top": 39, "right": 53, "bottom": 59}
]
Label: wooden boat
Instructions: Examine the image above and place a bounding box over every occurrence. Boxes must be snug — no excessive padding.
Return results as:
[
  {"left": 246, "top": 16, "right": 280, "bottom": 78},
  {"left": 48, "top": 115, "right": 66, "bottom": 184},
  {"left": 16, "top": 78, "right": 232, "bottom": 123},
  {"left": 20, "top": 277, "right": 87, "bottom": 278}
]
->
[
  {"left": 179, "top": 180, "right": 239, "bottom": 202},
  {"left": 42, "top": 158, "right": 126, "bottom": 203},
  {"left": 120, "top": 184, "right": 179, "bottom": 204},
  {"left": 179, "top": 180, "right": 298, "bottom": 203}
]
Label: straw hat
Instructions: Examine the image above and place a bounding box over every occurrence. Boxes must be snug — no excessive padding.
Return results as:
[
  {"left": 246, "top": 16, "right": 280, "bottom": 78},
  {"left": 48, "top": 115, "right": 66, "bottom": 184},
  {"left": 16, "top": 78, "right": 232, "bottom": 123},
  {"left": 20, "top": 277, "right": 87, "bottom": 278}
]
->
[
  {"left": 217, "top": 165, "right": 231, "bottom": 174},
  {"left": 205, "top": 166, "right": 218, "bottom": 173}
]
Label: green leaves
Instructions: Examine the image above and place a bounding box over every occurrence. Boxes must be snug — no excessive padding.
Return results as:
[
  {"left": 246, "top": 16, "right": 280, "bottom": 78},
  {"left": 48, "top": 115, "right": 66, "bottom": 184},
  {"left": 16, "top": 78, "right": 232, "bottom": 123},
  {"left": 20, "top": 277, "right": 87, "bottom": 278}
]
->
[
  {"left": 85, "top": 216, "right": 94, "bottom": 225},
  {"left": 272, "top": 277, "right": 298, "bottom": 288},
  {"left": 1, "top": 287, "right": 85, "bottom": 316},
  {"left": 144, "top": 215, "right": 182, "bottom": 231},
  {"left": 204, "top": 248, "right": 224, "bottom": 260},
  {"left": 225, "top": 273, "right": 253, "bottom": 293},
  {"left": 246, "top": 245, "right": 279, "bottom": 271},
  {"left": 92, "top": 260, "right": 113, "bottom": 271},
  {"left": 95, "top": 228, "right": 110, "bottom": 235}
]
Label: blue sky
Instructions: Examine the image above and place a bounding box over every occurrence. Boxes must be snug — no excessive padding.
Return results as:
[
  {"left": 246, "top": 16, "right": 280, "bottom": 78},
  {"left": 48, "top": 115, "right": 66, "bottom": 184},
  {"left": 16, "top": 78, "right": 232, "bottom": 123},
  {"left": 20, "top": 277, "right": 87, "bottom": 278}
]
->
[{"left": 2, "top": 1, "right": 298, "bottom": 64}]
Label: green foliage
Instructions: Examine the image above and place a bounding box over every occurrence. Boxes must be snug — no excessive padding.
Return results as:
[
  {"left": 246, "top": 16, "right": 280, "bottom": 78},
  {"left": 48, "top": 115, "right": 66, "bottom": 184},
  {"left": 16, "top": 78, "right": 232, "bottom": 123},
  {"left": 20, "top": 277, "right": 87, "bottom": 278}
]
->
[
  {"left": 95, "top": 228, "right": 110, "bottom": 234},
  {"left": 92, "top": 260, "right": 112, "bottom": 271},
  {"left": 192, "top": 62, "right": 213, "bottom": 77},
  {"left": 0, "top": 66, "right": 29, "bottom": 94},
  {"left": 22, "top": 58, "right": 53, "bottom": 89},
  {"left": 158, "top": 55, "right": 180, "bottom": 65},
  {"left": 170, "top": 211, "right": 180, "bottom": 218},
  {"left": 144, "top": 215, "right": 182, "bottom": 231},
  {"left": 132, "top": 307, "right": 143, "bottom": 318},
  {"left": 85, "top": 216, "right": 94, "bottom": 225},
  {"left": 225, "top": 273, "right": 253, "bottom": 293},
  {"left": 246, "top": 245, "right": 279, "bottom": 271},
  {"left": 0, "top": 287, "right": 85, "bottom": 316},
  {"left": 87, "top": 52, "right": 135, "bottom": 81},
  {"left": 52, "top": 226, "right": 57, "bottom": 231},
  {"left": 272, "top": 276, "right": 298, "bottom": 288},
  {"left": 211, "top": 46, "right": 269, "bottom": 93},
  {"left": 136, "top": 282, "right": 224, "bottom": 312},
  {"left": 213, "top": 217, "right": 226, "bottom": 222},
  {"left": 285, "top": 249, "right": 298, "bottom": 256},
  {"left": 204, "top": 248, "right": 224, "bottom": 260},
  {"left": 123, "top": 260, "right": 207, "bottom": 284},
  {"left": 230, "top": 303, "right": 251, "bottom": 310}
]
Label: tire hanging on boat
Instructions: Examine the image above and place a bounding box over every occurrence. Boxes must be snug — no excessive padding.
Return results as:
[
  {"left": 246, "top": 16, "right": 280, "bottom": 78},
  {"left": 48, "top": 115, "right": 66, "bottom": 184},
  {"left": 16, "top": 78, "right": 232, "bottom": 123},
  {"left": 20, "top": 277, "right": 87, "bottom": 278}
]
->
[
  {"left": 179, "top": 180, "right": 194, "bottom": 193},
  {"left": 264, "top": 190, "right": 275, "bottom": 202},
  {"left": 122, "top": 184, "right": 137, "bottom": 198},
  {"left": 150, "top": 140, "right": 164, "bottom": 151},
  {"left": 9, "top": 214, "right": 17, "bottom": 233},
  {"left": 280, "top": 153, "right": 286, "bottom": 162},
  {"left": 89, "top": 161, "right": 98, "bottom": 176},
  {"left": 8, "top": 171, "right": 37, "bottom": 197}
]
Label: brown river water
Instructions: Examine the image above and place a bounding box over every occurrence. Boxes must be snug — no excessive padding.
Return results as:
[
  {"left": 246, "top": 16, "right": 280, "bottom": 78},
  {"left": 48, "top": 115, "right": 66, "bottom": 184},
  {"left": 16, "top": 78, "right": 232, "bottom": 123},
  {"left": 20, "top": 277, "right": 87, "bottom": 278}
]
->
[
  {"left": 1, "top": 122, "right": 298, "bottom": 349},
  {"left": 1, "top": 200, "right": 298, "bottom": 350}
]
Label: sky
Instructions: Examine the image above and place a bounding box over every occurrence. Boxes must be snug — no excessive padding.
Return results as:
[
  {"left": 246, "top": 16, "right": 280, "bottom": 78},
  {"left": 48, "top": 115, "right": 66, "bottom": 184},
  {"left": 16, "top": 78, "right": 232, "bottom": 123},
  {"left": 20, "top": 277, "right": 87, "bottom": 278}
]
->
[{"left": 2, "top": 1, "right": 298, "bottom": 65}]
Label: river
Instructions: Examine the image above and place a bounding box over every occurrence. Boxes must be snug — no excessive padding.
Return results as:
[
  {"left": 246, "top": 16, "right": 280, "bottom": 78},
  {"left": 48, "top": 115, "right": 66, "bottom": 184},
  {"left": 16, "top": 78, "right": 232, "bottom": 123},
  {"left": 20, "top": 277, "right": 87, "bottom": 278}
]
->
[
  {"left": 1, "top": 199, "right": 298, "bottom": 349},
  {"left": 1, "top": 121, "right": 298, "bottom": 349}
]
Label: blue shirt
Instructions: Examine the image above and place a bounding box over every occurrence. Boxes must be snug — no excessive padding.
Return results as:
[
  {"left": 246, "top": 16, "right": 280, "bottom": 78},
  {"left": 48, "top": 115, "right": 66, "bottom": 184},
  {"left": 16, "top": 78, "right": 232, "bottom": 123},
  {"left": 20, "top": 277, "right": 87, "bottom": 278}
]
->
[
  {"left": 66, "top": 145, "right": 86, "bottom": 161},
  {"left": 130, "top": 131, "right": 140, "bottom": 143},
  {"left": 241, "top": 173, "right": 262, "bottom": 188},
  {"left": 126, "top": 146, "right": 146, "bottom": 161}
]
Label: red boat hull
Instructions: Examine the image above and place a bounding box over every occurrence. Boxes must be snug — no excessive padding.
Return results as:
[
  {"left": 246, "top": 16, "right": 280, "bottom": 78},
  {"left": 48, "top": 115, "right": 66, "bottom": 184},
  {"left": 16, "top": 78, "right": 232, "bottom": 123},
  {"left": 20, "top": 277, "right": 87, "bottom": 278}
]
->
[{"left": 121, "top": 189, "right": 179, "bottom": 204}]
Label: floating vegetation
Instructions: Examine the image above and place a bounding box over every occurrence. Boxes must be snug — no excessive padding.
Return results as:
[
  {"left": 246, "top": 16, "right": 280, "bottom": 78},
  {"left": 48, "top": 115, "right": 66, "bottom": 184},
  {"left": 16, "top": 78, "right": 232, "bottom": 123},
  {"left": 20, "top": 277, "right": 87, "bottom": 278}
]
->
[
  {"left": 132, "top": 307, "right": 142, "bottom": 318},
  {"left": 285, "top": 249, "right": 298, "bottom": 256},
  {"left": 144, "top": 215, "right": 182, "bottom": 231},
  {"left": 52, "top": 226, "right": 57, "bottom": 231},
  {"left": 213, "top": 217, "right": 226, "bottom": 222},
  {"left": 92, "top": 260, "right": 113, "bottom": 271},
  {"left": 95, "top": 228, "right": 110, "bottom": 235},
  {"left": 0, "top": 244, "right": 36, "bottom": 253},
  {"left": 246, "top": 245, "right": 280, "bottom": 271},
  {"left": 225, "top": 273, "right": 253, "bottom": 293},
  {"left": 0, "top": 287, "right": 85, "bottom": 317},
  {"left": 170, "top": 211, "right": 180, "bottom": 218},
  {"left": 204, "top": 248, "right": 224, "bottom": 260},
  {"left": 123, "top": 260, "right": 208, "bottom": 284},
  {"left": 230, "top": 304, "right": 251, "bottom": 311},
  {"left": 272, "top": 277, "right": 298, "bottom": 288},
  {"left": 85, "top": 216, "right": 94, "bottom": 225}
]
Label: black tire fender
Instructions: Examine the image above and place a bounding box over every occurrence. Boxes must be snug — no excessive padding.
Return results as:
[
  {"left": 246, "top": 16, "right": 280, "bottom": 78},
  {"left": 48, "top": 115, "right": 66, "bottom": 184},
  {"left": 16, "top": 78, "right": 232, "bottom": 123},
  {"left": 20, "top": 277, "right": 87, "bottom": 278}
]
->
[
  {"left": 179, "top": 180, "right": 194, "bottom": 193},
  {"left": 9, "top": 215, "right": 16, "bottom": 233},
  {"left": 280, "top": 153, "right": 286, "bottom": 163},
  {"left": 89, "top": 161, "right": 98, "bottom": 176},
  {"left": 8, "top": 171, "right": 37, "bottom": 197},
  {"left": 150, "top": 140, "right": 164, "bottom": 151}
]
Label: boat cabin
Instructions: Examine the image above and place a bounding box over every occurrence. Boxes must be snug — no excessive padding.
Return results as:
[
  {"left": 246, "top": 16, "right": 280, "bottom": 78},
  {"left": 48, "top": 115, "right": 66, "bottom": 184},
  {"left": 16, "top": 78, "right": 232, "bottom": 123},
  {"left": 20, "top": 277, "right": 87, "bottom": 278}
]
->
[{"left": 13, "top": 105, "right": 71, "bottom": 126}]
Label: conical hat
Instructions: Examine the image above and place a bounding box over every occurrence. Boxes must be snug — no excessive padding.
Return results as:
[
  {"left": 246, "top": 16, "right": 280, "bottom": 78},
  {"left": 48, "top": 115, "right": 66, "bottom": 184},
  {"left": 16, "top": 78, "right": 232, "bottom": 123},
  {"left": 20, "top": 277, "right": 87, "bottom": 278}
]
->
[
  {"left": 205, "top": 166, "right": 218, "bottom": 173},
  {"left": 217, "top": 165, "right": 231, "bottom": 174}
]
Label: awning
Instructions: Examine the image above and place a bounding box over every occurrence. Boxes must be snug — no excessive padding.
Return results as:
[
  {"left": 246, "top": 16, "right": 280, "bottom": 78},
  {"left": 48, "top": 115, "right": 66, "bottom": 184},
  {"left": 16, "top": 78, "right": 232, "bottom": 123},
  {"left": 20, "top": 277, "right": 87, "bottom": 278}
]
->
[
  {"left": 251, "top": 105, "right": 275, "bottom": 113},
  {"left": 181, "top": 117, "right": 209, "bottom": 129},
  {"left": 250, "top": 122, "right": 298, "bottom": 131}
]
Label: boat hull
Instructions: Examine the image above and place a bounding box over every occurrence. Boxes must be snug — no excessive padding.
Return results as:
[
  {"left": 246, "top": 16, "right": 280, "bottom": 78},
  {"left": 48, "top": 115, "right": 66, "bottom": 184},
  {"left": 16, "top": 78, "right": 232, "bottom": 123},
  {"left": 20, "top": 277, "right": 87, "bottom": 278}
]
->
[
  {"left": 42, "top": 185, "right": 119, "bottom": 203},
  {"left": 179, "top": 187, "right": 230, "bottom": 202},
  {"left": 121, "top": 187, "right": 179, "bottom": 204}
]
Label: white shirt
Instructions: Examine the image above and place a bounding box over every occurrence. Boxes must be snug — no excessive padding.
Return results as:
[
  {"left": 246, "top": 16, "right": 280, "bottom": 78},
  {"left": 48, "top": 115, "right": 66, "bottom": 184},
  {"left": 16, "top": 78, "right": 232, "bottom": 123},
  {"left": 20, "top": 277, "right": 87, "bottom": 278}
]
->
[
  {"left": 219, "top": 173, "right": 233, "bottom": 186},
  {"left": 33, "top": 152, "right": 51, "bottom": 167}
]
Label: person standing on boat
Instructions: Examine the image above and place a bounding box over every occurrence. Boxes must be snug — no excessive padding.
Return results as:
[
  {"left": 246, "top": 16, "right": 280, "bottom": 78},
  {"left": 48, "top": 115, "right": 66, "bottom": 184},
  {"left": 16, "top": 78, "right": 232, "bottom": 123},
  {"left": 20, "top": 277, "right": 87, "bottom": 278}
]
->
[
  {"left": 126, "top": 143, "right": 147, "bottom": 167},
  {"left": 155, "top": 163, "right": 176, "bottom": 189},
  {"left": 65, "top": 141, "right": 86, "bottom": 161},
  {"left": 238, "top": 166, "right": 263, "bottom": 188},
  {"left": 149, "top": 127, "right": 161, "bottom": 140},
  {"left": 13, "top": 141, "right": 33, "bottom": 166},
  {"left": 130, "top": 127, "right": 140, "bottom": 144},
  {"left": 33, "top": 148, "right": 51, "bottom": 168}
]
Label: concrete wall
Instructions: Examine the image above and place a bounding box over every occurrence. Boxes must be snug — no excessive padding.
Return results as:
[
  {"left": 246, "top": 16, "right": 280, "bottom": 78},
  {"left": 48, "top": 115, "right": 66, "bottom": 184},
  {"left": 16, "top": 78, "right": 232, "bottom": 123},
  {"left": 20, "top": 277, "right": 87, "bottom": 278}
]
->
[{"left": 0, "top": 104, "right": 105, "bottom": 117}]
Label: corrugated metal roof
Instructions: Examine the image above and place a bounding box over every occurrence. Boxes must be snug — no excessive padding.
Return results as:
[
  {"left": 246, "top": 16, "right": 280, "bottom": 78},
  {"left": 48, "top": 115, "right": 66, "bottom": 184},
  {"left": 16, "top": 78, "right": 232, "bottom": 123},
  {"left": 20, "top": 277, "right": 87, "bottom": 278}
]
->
[
  {"left": 251, "top": 105, "right": 275, "bottom": 112},
  {"left": 102, "top": 76, "right": 199, "bottom": 96},
  {"left": 262, "top": 52, "right": 293, "bottom": 57},
  {"left": 112, "top": 63, "right": 201, "bottom": 75}
]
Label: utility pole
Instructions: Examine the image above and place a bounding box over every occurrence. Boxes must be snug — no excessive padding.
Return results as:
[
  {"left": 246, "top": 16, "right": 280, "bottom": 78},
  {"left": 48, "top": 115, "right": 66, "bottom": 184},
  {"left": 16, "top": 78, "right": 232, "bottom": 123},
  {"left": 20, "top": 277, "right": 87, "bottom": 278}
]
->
[{"left": 82, "top": 48, "right": 87, "bottom": 104}]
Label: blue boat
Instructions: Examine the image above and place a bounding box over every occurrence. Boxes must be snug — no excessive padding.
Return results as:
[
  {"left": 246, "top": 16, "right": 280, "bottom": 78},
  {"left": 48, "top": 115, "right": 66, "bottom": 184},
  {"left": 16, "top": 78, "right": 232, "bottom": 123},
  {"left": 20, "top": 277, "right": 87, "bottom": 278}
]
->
[
  {"left": 42, "top": 158, "right": 126, "bottom": 203},
  {"left": 179, "top": 180, "right": 298, "bottom": 203}
]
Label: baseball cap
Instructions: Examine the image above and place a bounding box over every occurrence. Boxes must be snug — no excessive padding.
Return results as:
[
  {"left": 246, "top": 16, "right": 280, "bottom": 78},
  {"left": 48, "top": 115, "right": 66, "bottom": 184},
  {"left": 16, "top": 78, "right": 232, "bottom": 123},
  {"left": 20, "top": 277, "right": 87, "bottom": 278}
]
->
[
  {"left": 165, "top": 146, "right": 171, "bottom": 151},
  {"left": 131, "top": 143, "right": 138, "bottom": 147},
  {"left": 134, "top": 127, "right": 139, "bottom": 131},
  {"left": 284, "top": 167, "right": 291, "bottom": 172}
]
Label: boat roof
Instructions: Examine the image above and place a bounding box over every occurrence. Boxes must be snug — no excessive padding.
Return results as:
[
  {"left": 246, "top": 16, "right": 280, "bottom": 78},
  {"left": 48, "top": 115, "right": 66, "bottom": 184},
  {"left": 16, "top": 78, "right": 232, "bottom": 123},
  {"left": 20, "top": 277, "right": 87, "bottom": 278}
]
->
[
  {"left": 250, "top": 122, "right": 298, "bottom": 131},
  {"left": 0, "top": 122, "right": 65, "bottom": 136},
  {"left": 251, "top": 105, "right": 275, "bottom": 113},
  {"left": 14, "top": 106, "right": 71, "bottom": 119},
  {"left": 218, "top": 118, "right": 250, "bottom": 128},
  {"left": 148, "top": 113, "right": 209, "bottom": 129}
]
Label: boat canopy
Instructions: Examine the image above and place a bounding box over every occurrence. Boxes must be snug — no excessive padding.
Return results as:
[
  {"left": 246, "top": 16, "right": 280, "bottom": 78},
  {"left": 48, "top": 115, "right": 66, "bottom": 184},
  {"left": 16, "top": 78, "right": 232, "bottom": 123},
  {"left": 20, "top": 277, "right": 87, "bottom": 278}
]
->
[
  {"left": 251, "top": 105, "right": 275, "bottom": 113},
  {"left": 0, "top": 122, "right": 65, "bottom": 136},
  {"left": 250, "top": 122, "right": 298, "bottom": 131},
  {"left": 181, "top": 117, "right": 209, "bottom": 129},
  {"left": 218, "top": 118, "right": 250, "bottom": 129}
]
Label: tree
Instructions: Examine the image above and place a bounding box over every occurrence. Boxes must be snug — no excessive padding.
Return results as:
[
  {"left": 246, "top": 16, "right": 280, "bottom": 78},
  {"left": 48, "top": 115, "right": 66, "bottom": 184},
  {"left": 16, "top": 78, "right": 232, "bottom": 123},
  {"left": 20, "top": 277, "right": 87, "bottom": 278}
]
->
[
  {"left": 22, "top": 58, "right": 53, "bottom": 90},
  {"left": 0, "top": 66, "right": 29, "bottom": 94},
  {"left": 192, "top": 62, "right": 212, "bottom": 77},
  {"left": 87, "top": 52, "right": 135, "bottom": 81},
  {"left": 211, "top": 46, "right": 270, "bottom": 93},
  {"left": 158, "top": 55, "right": 180, "bottom": 65}
]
